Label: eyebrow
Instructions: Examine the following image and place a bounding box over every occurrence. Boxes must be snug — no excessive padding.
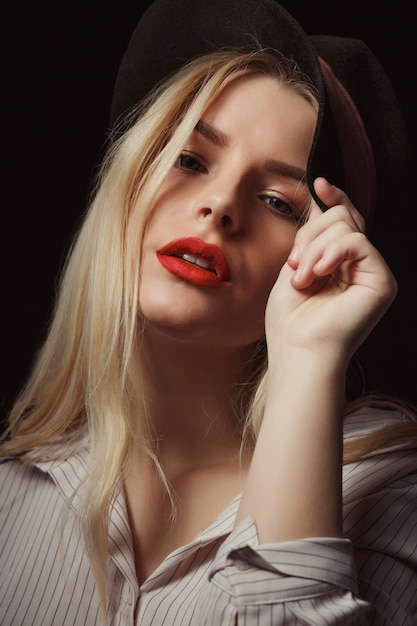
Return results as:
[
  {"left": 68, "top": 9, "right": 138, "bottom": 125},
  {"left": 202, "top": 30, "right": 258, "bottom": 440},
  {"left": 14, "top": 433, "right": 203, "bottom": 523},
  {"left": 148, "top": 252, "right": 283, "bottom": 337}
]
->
[
  {"left": 194, "top": 120, "right": 307, "bottom": 183},
  {"left": 263, "top": 159, "right": 307, "bottom": 183},
  {"left": 195, "top": 120, "right": 230, "bottom": 147}
]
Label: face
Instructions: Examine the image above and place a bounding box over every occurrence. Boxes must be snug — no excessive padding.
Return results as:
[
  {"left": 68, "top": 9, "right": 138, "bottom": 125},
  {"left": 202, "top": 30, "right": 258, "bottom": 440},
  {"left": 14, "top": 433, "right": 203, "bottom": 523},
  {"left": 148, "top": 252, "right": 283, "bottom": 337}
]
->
[{"left": 138, "top": 71, "right": 317, "bottom": 349}]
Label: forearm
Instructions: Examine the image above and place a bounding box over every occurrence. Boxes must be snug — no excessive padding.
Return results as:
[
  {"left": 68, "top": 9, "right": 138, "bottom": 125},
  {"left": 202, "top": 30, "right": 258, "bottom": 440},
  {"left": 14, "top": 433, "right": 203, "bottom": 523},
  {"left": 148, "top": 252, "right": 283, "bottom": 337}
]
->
[{"left": 236, "top": 347, "right": 346, "bottom": 543}]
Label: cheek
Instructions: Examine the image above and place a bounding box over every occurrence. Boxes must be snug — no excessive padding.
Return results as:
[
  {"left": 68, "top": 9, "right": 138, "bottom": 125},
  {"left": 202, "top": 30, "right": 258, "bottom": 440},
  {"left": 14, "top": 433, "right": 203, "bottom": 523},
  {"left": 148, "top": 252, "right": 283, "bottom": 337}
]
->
[
  {"left": 248, "top": 225, "right": 296, "bottom": 301},
  {"left": 140, "top": 201, "right": 177, "bottom": 258},
  {"left": 254, "top": 219, "right": 297, "bottom": 273},
  {"left": 243, "top": 237, "right": 292, "bottom": 308}
]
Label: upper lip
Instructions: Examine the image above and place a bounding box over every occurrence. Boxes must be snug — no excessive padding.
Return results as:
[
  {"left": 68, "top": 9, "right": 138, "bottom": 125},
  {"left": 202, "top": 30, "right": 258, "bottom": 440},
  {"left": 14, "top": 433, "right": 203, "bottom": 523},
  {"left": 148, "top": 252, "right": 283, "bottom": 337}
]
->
[{"left": 157, "top": 237, "right": 231, "bottom": 281}]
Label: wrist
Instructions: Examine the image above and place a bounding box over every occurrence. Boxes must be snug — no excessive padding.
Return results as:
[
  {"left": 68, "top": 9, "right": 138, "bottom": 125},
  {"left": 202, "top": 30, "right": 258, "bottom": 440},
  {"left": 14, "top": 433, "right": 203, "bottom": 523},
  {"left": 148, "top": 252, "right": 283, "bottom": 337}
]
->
[{"left": 267, "top": 341, "right": 349, "bottom": 382}]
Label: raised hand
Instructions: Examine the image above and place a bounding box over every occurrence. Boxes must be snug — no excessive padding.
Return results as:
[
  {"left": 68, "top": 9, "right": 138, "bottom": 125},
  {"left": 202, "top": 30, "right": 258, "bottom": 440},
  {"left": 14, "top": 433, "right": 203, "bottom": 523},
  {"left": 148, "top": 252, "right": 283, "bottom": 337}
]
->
[{"left": 265, "top": 177, "right": 398, "bottom": 361}]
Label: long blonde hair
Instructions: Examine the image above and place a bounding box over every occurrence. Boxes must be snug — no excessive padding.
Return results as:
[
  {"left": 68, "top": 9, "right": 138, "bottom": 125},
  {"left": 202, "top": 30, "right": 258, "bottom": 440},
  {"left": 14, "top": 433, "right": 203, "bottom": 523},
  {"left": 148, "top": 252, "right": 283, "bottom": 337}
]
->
[{"left": 2, "top": 48, "right": 416, "bottom": 616}]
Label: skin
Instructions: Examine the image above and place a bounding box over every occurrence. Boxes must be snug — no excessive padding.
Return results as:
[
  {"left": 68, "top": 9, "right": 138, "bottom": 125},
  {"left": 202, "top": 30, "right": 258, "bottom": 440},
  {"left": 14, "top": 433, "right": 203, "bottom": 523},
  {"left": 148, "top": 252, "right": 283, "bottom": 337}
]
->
[
  {"left": 236, "top": 176, "right": 397, "bottom": 541},
  {"left": 124, "top": 71, "right": 397, "bottom": 583},
  {"left": 138, "top": 72, "right": 315, "bottom": 349}
]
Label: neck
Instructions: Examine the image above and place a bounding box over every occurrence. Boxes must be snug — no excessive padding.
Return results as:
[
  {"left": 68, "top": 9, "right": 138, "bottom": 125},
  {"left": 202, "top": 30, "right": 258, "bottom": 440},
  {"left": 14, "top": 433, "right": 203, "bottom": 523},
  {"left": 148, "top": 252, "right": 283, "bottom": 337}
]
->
[{"left": 131, "top": 324, "right": 261, "bottom": 470}]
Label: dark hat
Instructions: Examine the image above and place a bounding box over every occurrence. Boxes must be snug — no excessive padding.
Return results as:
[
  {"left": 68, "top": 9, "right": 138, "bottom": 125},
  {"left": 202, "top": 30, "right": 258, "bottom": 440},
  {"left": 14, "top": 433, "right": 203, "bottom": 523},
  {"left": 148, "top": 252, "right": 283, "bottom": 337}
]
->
[{"left": 110, "top": 0, "right": 408, "bottom": 225}]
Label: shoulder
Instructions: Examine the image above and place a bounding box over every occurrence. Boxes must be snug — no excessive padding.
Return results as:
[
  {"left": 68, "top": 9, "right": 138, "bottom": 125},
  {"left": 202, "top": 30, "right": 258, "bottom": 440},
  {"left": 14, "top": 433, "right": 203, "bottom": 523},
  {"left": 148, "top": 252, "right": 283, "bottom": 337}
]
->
[
  {"left": 341, "top": 409, "right": 417, "bottom": 621},
  {"left": 0, "top": 438, "right": 90, "bottom": 515},
  {"left": 0, "top": 456, "right": 58, "bottom": 522},
  {"left": 342, "top": 407, "right": 417, "bottom": 492},
  {"left": 0, "top": 455, "right": 46, "bottom": 495},
  {"left": 0, "top": 444, "right": 90, "bottom": 562},
  {"left": 0, "top": 453, "right": 102, "bottom": 626},
  {"left": 342, "top": 408, "right": 416, "bottom": 542},
  {"left": 343, "top": 405, "right": 413, "bottom": 442}
]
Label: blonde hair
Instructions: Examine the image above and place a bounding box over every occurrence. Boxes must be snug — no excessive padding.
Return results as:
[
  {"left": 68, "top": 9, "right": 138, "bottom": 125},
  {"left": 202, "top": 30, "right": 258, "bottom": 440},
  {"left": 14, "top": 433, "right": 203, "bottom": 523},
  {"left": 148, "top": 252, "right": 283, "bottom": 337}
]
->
[{"left": 2, "top": 48, "right": 416, "bottom": 616}]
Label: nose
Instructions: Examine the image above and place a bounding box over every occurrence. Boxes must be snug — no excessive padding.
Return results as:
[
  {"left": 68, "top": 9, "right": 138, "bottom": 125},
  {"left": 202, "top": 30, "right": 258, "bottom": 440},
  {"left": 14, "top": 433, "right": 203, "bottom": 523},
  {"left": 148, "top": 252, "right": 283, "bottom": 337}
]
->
[{"left": 194, "top": 178, "right": 243, "bottom": 234}]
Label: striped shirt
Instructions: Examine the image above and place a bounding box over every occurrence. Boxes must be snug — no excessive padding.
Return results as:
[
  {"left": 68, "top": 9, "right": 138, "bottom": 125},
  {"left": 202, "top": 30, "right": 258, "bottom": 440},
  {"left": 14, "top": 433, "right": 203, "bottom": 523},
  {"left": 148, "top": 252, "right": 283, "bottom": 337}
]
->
[{"left": 1, "top": 408, "right": 416, "bottom": 625}]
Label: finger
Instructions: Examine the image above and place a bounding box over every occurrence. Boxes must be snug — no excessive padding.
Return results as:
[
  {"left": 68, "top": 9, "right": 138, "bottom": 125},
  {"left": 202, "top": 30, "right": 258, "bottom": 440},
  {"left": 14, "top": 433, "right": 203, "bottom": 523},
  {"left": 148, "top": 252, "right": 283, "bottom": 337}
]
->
[
  {"left": 288, "top": 179, "right": 365, "bottom": 270},
  {"left": 312, "top": 231, "right": 369, "bottom": 278},
  {"left": 313, "top": 177, "right": 365, "bottom": 233},
  {"left": 289, "top": 201, "right": 361, "bottom": 269},
  {"left": 290, "top": 225, "right": 368, "bottom": 289}
]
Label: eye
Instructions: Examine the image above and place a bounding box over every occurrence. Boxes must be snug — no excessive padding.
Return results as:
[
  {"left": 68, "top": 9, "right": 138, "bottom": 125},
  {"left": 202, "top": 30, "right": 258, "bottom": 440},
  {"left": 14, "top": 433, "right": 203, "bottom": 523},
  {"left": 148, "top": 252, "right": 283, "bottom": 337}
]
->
[
  {"left": 175, "top": 152, "right": 207, "bottom": 173},
  {"left": 261, "top": 194, "right": 303, "bottom": 223}
]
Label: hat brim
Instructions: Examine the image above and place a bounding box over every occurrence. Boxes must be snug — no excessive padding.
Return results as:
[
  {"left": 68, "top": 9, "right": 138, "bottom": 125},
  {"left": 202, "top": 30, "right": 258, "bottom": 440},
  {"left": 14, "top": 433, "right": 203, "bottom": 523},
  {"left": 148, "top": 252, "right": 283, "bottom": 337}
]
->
[
  {"left": 110, "top": 0, "right": 323, "bottom": 124},
  {"left": 110, "top": 0, "right": 328, "bottom": 209},
  {"left": 110, "top": 0, "right": 408, "bottom": 224}
]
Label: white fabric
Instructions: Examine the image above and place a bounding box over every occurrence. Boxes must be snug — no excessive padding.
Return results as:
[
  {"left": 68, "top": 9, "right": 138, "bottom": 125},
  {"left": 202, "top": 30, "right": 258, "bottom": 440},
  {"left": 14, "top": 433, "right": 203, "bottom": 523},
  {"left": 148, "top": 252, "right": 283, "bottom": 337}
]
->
[{"left": 1, "top": 408, "right": 416, "bottom": 625}]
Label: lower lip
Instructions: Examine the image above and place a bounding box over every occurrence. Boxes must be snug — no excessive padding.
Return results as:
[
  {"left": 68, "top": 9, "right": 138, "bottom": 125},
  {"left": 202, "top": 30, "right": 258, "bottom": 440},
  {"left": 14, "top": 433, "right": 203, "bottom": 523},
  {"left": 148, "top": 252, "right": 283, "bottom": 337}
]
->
[{"left": 156, "top": 253, "right": 229, "bottom": 287}]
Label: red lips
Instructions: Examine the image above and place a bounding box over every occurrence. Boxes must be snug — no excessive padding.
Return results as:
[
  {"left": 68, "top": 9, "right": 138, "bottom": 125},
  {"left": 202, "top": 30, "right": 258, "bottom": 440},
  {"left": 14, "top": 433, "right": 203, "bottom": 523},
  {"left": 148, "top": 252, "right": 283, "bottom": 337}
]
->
[{"left": 156, "top": 237, "right": 231, "bottom": 287}]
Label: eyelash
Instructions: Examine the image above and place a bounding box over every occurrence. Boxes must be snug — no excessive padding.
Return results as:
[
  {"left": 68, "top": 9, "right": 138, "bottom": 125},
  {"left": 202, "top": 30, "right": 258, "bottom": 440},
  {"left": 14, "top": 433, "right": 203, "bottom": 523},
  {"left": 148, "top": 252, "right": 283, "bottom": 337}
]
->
[
  {"left": 175, "top": 152, "right": 207, "bottom": 173},
  {"left": 261, "top": 194, "right": 304, "bottom": 223},
  {"left": 175, "top": 151, "right": 304, "bottom": 223}
]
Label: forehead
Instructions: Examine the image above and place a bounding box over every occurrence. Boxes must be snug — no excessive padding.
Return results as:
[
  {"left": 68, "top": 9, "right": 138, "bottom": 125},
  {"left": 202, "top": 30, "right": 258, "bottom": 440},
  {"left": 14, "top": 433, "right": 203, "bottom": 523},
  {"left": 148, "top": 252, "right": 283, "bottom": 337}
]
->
[
  {"left": 205, "top": 69, "right": 316, "bottom": 120},
  {"left": 200, "top": 71, "right": 317, "bottom": 156}
]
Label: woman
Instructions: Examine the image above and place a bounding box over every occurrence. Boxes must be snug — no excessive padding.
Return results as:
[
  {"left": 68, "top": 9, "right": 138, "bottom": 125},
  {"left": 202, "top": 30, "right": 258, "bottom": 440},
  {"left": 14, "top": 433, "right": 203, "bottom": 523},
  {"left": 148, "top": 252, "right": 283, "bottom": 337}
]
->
[{"left": 1, "top": 1, "right": 416, "bottom": 624}]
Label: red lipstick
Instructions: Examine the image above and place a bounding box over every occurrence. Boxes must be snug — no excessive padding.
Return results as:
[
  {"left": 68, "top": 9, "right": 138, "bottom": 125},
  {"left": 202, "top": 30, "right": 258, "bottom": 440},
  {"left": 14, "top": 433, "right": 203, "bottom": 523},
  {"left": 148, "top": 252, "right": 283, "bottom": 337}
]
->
[{"left": 156, "top": 237, "right": 230, "bottom": 287}]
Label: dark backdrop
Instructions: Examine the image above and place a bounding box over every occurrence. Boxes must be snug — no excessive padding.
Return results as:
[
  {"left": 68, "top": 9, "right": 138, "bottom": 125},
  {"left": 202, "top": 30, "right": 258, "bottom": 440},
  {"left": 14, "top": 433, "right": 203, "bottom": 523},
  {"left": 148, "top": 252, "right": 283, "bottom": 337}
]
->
[{"left": 2, "top": 1, "right": 416, "bottom": 428}]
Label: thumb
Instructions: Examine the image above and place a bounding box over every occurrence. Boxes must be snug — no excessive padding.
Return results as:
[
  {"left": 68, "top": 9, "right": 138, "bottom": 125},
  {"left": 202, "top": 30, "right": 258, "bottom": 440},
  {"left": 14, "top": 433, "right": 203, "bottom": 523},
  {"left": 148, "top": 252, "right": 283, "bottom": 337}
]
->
[
  {"left": 312, "top": 177, "right": 342, "bottom": 209},
  {"left": 312, "top": 176, "right": 366, "bottom": 232},
  {"left": 307, "top": 177, "right": 333, "bottom": 221}
]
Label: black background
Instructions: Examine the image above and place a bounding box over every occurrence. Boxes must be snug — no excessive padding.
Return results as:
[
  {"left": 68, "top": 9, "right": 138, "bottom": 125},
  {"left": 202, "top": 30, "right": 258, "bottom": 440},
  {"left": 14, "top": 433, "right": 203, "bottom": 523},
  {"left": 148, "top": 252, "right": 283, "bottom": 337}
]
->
[{"left": 2, "top": 1, "right": 416, "bottom": 426}]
